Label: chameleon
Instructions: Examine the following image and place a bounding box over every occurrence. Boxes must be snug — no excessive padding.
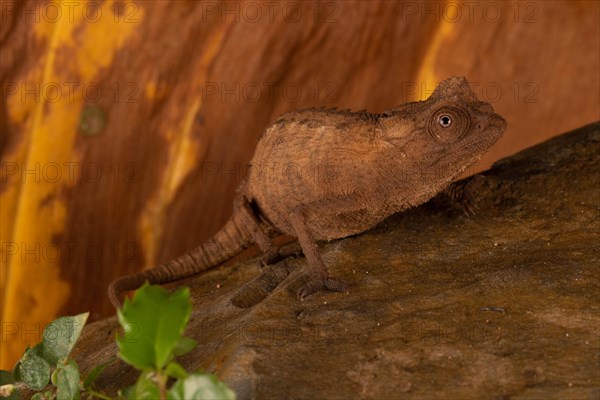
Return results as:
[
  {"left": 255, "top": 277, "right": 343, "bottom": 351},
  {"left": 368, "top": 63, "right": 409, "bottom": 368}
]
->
[{"left": 108, "top": 76, "right": 507, "bottom": 308}]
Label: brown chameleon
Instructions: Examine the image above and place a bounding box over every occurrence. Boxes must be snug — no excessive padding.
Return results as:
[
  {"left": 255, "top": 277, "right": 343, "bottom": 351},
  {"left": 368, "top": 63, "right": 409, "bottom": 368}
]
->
[{"left": 109, "top": 76, "right": 506, "bottom": 308}]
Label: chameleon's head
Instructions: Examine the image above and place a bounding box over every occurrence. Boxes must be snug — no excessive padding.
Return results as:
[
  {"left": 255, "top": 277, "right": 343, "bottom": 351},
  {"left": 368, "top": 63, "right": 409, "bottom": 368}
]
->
[
  {"left": 422, "top": 76, "right": 506, "bottom": 146},
  {"left": 388, "top": 76, "right": 506, "bottom": 184}
]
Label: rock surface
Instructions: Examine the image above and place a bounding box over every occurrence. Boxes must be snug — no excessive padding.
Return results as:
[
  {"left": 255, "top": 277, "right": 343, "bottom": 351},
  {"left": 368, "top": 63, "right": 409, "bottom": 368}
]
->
[{"left": 72, "top": 122, "right": 600, "bottom": 399}]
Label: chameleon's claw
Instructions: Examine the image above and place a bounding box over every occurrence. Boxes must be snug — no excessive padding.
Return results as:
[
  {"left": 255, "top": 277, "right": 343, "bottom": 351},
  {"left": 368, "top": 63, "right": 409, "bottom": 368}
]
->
[
  {"left": 297, "top": 277, "right": 348, "bottom": 300},
  {"left": 460, "top": 193, "right": 479, "bottom": 217}
]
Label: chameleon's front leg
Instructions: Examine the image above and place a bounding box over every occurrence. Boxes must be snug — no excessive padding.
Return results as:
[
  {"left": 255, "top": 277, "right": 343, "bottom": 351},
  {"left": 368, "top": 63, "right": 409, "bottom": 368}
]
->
[{"left": 288, "top": 205, "right": 348, "bottom": 299}]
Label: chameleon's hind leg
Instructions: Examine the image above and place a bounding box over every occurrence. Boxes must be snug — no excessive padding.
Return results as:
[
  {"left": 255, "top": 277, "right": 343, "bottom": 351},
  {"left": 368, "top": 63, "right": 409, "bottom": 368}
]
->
[
  {"left": 287, "top": 204, "right": 348, "bottom": 299},
  {"left": 235, "top": 195, "right": 302, "bottom": 265}
]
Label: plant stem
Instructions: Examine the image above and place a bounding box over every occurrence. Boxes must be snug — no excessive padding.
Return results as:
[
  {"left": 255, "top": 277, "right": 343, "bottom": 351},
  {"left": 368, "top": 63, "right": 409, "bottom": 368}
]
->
[{"left": 156, "top": 371, "right": 167, "bottom": 400}]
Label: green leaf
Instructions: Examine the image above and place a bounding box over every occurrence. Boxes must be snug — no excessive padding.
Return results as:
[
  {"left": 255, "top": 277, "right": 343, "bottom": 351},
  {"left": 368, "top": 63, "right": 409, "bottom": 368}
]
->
[
  {"left": 82, "top": 362, "right": 108, "bottom": 390},
  {"left": 123, "top": 371, "right": 160, "bottom": 400},
  {"left": 42, "top": 313, "right": 89, "bottom": 362},
  {"left": 116, "top": 283, "right": 192, "bottom": 370},
  {"left": 13, "top": 346, "right": 51, "bottom": 390},
  {"left": 51, "top": 360, "right": 80, "bottom": 400},
  {"left": 172, "top": 337, "right": 197, "bottom": 357},
  {"left": 164, "top": 362, "right": 187, "bottom": 380},
  {"left": 167, "top": 373, "right": 236, "bottom": 400},
  {"left": 34, "top": 343, "right": 60, "bottom": 366}
]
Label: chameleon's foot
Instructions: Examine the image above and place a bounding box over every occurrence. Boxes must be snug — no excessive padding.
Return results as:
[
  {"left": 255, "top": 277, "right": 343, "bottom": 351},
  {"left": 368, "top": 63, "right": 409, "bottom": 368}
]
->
[
  {"left": 444, "top": 175, "right": 485, "bottom": 216},
  {"left": 262, "top": 243, "right": 303, "bottom": 266},
  {"left": 297, "top": 276, "right": 348, "bottom": 300}
]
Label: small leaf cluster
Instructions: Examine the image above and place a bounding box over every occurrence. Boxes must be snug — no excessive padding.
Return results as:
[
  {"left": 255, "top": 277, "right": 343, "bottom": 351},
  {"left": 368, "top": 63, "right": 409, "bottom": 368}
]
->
[
  {"left": 116, "top": 283, "right": 235, "bottom": 399},
  {"left": 0, "top": 313, "right": 109, "bottom": 399},
  {"left": 1, "top": 283, "right": 236, "bottom": 400}
]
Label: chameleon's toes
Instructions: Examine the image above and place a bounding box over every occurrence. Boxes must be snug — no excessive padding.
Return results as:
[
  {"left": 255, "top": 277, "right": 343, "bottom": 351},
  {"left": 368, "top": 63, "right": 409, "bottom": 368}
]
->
[
  {"left": 297, "top": 277, "right": 348, "bottom": 300},
  {"left": 461, "top": 196, "right": 479, "bottom": 217},
  {"left": 444, "top": 179, "right": 480, "bottom": 217},
  {"left": 324, "top": 278, "right": 348, "bottom": 292}
]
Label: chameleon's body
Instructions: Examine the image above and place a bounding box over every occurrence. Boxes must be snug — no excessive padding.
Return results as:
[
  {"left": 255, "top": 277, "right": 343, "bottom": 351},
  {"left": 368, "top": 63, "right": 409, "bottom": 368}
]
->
[{"left": 109, "top": 77, "right": 506, "bottom": 307}]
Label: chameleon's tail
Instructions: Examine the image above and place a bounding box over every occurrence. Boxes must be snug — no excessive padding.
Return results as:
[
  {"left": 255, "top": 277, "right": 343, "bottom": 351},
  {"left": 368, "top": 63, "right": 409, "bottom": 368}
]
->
[{"left": 108, "top": 210, "right": 253, "bottom": 308}]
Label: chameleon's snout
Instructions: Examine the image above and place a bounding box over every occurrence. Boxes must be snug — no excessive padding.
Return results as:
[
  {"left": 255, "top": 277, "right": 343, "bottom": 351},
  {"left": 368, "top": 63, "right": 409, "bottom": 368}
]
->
[{"left": 477, "top": 113, "right": 506, "bottom": 131}]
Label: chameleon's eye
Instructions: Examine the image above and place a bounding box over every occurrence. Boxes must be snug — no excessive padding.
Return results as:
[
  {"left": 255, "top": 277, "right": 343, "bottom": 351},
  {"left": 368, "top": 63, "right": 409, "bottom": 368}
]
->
[
  {"left": 438, "top": 114, "right": 452, "bottom": 127},
  {"left": 428, "top": 106, "right": 471, "bottom": 141}
]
